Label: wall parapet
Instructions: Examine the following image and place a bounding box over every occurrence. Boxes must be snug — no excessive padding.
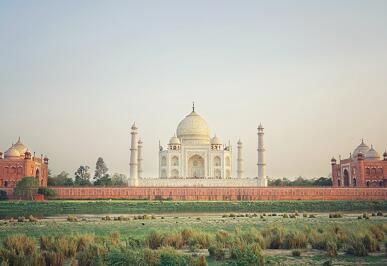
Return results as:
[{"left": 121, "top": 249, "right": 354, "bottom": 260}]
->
[{"left": 47, "top": 187, "right": 387, "bottom": 201}]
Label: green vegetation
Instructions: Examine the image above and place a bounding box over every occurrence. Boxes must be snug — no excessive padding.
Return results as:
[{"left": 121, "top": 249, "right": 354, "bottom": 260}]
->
[
  {"left": 268, "top": 176, "right": 332, "bottom": 186},
  {"left": 37, "top": 188, "right": 57, "bottom": 197},
  {"left": 1, "top": 200, "right": 386, "bottom": 218},
  {"left": 0, "top": 217, "right": 385, "bottom": 266},
  {"left": 0, "top": 190, "right": 7, "bottom": 201},
  {"left": 13, "top": 177, "right": 39, "bottom": 200}
]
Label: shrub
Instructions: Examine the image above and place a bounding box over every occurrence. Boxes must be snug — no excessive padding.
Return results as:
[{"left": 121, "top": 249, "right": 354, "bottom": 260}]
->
[
  {"left": 208, "top": 245, "right": 226, "bottom": 260},
  {"left": 369, "top": 224, "right": 384, "bottom": 241},
  {"left": 162, "top": 232, "right": 184, "bottom": 249},
  {"left": 284, "top": 231, "right": 307, "bottom": 249},
  {"left": 283, "top": 214, "right": 289, "bottom": 218},
  {"left": 346, "top": 234, "right": 368, "bottom": 257},
  {"left": 362, "top": 233, "right": 379, "bottom": 252},
  {"left": 77, "top": 243, "right": 105, "bottom": 266},
  {"left": 28, "top": 215, "right": 38, "bottom": 222},
  {"left": 157, "top": 247, "right": 192, "bottom": 266},
  {"left": 17, "top": 216, "right": 25, "bottom": 223},
  {"left": 229, "top": 243, "right": 264, "bottom": 266},
  {"left": 0, "top": 190, "right": 7, "bottom": 200},
  {"left": 146, "top": 231, "right": 164, "bottom": 249},
  {"left": 0, "top": 235, "right": 44, "bottom": 265},
  {"left": 377, "top": 211, "right": 383, "bottom": 216},
  {"left": 329, "top": 213, "right": 342, "bottom": 218},
  {"left": 309, "top": 214, "right": 316, "bottom": 218},
  {"left": 303, "top": 213, "right": 307, "bottom": 218},
  {"left": 326, "top": 240, "right": 337, "bottom": 257},
  {"left": 37, "top": 187, "right": 57, "bottom": 197},
  {"left": 67, "top": 215, "right": 79, "bottom": 222},
  {"left": 292, "top": 250, "right": 301, "bottom": 257},
  {"left": 262, "top": 226, "right": 285, "bottom": 249}
]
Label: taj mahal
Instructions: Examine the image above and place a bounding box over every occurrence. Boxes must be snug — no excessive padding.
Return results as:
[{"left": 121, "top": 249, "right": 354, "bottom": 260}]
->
[{"left": 128, "top": 104, "right": 268, "bottom": 187}]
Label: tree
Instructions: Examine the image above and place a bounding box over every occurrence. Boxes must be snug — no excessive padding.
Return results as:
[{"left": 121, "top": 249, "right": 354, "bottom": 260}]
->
[
  {"left": 111, "top": 173, "right": 128, "bottom": 186},
  {"left": 14, "top": 176, "right": 39, "bottom": 200},
  {"left": 37, "top": 187, "right": 57, "bottom": 197},
  {"left": 93, "top": 157, "right": 111, "bottom": 186},
  {"left": 48, "top": 171, "right": 74, "bottom": 186},
  {"left": 74, "top": 166, "right": 92, "bottom": 186}
]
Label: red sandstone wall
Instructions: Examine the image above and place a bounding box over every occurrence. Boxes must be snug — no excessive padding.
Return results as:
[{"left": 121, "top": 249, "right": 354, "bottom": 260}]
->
[{"left": 46, "top": 187, "right": 387, "bottom": 201}]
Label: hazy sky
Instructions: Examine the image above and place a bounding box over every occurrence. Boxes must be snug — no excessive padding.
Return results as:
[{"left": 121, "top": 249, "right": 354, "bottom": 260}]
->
[{"left": 1, "top": 0, "right": 386, "bottom": 179}]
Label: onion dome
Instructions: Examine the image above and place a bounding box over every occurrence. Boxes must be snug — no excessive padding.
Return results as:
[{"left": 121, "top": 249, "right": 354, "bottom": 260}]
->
[
  {"left": 237, "top": 139, "right": 242, "bottom": 145},
  {"left": 211, "top": 135, "right": 222, "bottom": 145},
  {"left": 4, "top": 147, "right": 20, "bottom": 159},
  {"left": 12, "top": 137, "right": 28, "bottom": 155},
  {"left": 365, "top": 145, "right": 381, "bottom": 160},
  {"left": 383, "top": 150, "right": 387, "bottom": 157},
  {"left": 331, "top": 157, "right": 337, "bottom": 164},
  {"left": 352, "top": 139, "right": 370, "bottom": 159},
  {"left": 169, "top": 134, "right": 181, "bottom": 145},
  {"left": 176, "top": 107, "right": 210, "bottom": 144}
]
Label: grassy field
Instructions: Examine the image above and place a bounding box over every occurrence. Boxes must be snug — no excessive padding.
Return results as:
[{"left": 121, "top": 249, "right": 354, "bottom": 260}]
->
[
  {"left": 0, "top": 212, "right": 386, "bottom": 265},
  {"left": 1, "top": 200, "right": 386, "bottom": 218}
]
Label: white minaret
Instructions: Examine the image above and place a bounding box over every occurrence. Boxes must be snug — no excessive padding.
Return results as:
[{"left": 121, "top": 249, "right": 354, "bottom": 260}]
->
[
  {"left": 237, "top": 139, "right": 244, "bottom": 178},
  {"left": 257, "top": 123, "right": 267, "bottom": 186},
  {"left": 129, "top": 122, "right": 139, "bottom": 186},
  {"left": 137, "top": 138, "right": 143, "bottom": 179}
]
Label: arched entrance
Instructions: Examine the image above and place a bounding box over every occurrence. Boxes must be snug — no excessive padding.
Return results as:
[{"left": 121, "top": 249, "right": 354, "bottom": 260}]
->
[
  {"left": 343, "top": 169, "right": 349, "bottom": 187},
  {"left": 188, "top": 155, "right": 204, "bottom": 178}
]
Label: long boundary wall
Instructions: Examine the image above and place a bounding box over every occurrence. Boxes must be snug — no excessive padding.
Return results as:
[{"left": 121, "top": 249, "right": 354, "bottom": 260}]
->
[{"left": 47, "top": 187, "right": 387, "bottom": 201}]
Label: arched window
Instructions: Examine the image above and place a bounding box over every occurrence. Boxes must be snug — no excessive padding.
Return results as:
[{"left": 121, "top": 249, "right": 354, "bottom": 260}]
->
[
  {"left": 225, "top": 157, "right": 230, "bottom": 167},
  {"left": 161, "top": 169, "right": 167, "bottom": 178},
  {"left": 214, "top": 156, "right": 221, "bottom": 167},
  {"left": 171, "top": 169, "right": 179, "bottom": 178},
  {"left": 371, "top": 168, "right": 376, "bottom": 175},
  {"left": 337, "top": 179, "right": 341, "bottom": 187},
  {"left": 353, "top": 178, "right": 357, "bottom": 187},
  {"left": 171, "top": 156, "right": 179, "bottom": 166},
  {"left": 366, "top": 168, "right": 370, "bottom": 175},
  {"left": 366, "top": 181, "right": 370, "bottom": 187},
  {"left": 35, "top": 169, "right": 40, "bottom": 179},
  {"left": 379, "top": 181, "right": 383, "bottom": 187}
]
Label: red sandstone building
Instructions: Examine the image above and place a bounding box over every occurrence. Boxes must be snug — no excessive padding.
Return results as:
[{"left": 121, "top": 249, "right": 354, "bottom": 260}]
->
[
  {"left": 331, "top": 140, "right": 387, "bottom": 187},
  {"left": 0, "top": 138, "right": 48, "bottom": 188}
]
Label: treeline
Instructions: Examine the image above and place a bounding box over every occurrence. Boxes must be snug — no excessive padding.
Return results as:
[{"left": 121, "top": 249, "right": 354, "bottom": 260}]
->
[
  {"left": 268, "top": 177, "right": 332, "bottom": 187},
  {"left": 48, "top": 157, "right": 128, "bottom": 187}
]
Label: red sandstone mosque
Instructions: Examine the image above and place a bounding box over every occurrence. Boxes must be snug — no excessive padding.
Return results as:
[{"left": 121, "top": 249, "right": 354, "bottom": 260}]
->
[
  {"left": 331, "top": 140, "right": 387, "bottom": 188},
  {"left": 0, "top": 138, "right": 49, "bottom": 188}
]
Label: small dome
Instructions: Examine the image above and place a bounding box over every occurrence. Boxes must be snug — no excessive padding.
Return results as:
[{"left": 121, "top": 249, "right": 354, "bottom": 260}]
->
[
  {"left": 211, "top": 135, "right": 222, "bottom": 145},
  {"left": 352, "top": 139, "right": 370, "bottom": 159},
  {"left": 12, "top": 137, "right": 28, "bottom": 155},
  {"left": 365, "top": 145, "right": 380, "bottom": 160},
  {"left": 383, "top": 150, "right": 387, "bottom": 157},
  {"left": 4, "top": 147, "right": 21, "bottom": 159},
  {"left": 169, "top": 135, "right": 181, "bottom": 145}
]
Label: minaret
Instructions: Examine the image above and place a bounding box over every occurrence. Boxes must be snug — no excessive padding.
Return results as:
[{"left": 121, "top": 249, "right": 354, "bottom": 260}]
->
[
  {"left": 257, "top": 123, "right": 267, "bottom": 186},
  {"left": 137, "top": 138, "right": 143, "bottom": 179},
  {"left": 129, "top": 122, "right": 139, "bottom": 186},
  {"left": 237, "top": 139, "right": 244, "bottom": 178}
]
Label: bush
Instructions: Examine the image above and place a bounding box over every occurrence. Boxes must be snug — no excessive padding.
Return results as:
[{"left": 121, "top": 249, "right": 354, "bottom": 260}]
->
[
  {"left": 262, "top": 226, "right": 285, "bottom": 249},
  {"left": 329, "top": 213, "right": 342, "bottom": 218},
  {"left": 0, "top": 190, "right": 7, "bottom": 200},
  {"left": 157, "top": 247, "right": 192, "bottom": 266},
  {"left": 346, "top": 234, "right": 368, "bottom": 257},
  {"left": 37, "top": 187, "right": 57, "bottom": 197},
  {"left": 326, "top": 240, "right": 337, "bottom": 256},
  {"left": 377, "top": 211, "right": 383, "bottom": 216},
  {"left": 284, "top": 231, "right": 307, "bottom": 249},
  {"left": 283, "top": 214, "right": 289, "bottom": 218},
  {"left": 67, "top": 215, "right": 79, "bottom": 222},
  {"left": 309, "top": 214, "right": 316, "bottom": 218},
  {"left": 208, "top": 245, "right": 226, "bottom": 260},
  {"left": 28, "top": 215, "right": 38, "bottom": 222},
  {"left": 229, "top": 243, "right": 264, "bottom": 266},
  {"left": 146, "top": 231, "right": 164, "bottom": 249},
  {"left": 292, "top": 250, "right": 301, "bottom": 257},
  {"left": 0, "top": 235, "right": 44, "bottom": 265}
]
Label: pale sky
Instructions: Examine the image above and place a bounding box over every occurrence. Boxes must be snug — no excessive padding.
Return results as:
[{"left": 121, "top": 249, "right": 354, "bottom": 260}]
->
[{"left": 1, "top": 0, "right": 386, "bottom": 179}]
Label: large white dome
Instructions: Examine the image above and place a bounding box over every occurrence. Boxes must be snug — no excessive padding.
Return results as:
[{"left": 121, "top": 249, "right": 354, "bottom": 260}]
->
[{"left": 176, "top": 110, "right": 210, "bottom": 144}]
